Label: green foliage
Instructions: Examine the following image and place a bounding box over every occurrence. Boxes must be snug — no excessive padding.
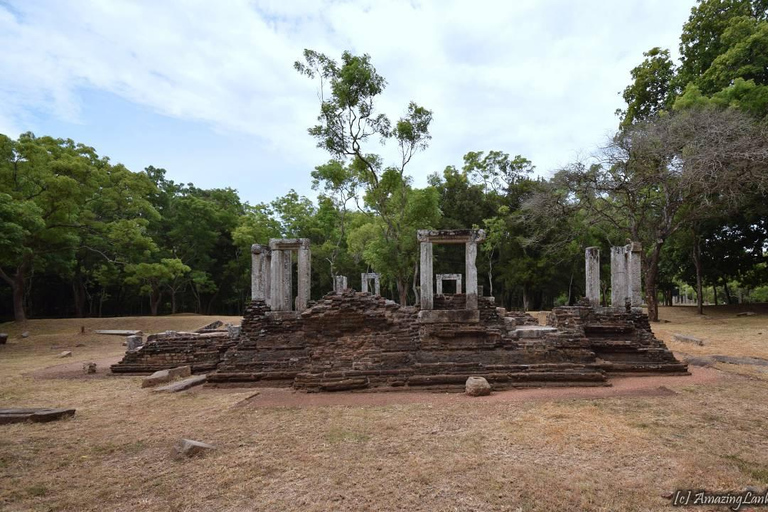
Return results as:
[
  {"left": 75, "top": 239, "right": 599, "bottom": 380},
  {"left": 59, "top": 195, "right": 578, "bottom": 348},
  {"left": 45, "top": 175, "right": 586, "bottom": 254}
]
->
[{"left": 618, "top": 48, "right": 677, "bottom": 127}]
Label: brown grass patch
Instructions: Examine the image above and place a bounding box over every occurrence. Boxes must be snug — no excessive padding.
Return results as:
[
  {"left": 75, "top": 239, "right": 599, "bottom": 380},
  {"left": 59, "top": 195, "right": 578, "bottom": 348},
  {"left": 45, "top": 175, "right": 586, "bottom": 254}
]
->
[{"left": 1, "top": 309, "right": 767, "bottom": 511}]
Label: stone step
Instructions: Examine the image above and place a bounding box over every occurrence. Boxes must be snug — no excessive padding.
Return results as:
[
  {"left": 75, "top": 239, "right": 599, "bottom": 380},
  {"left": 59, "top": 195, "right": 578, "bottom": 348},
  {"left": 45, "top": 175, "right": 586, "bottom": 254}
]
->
[{"left": 513, "top": 326, "right": 558, "bottom": 339}]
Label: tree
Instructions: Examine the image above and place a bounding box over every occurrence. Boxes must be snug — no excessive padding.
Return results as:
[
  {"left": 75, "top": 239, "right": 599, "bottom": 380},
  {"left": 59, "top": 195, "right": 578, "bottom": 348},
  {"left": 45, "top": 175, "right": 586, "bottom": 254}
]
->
[
  {"left": 125, "top": 258, "right": 191, "bottom": 315},
  {"left": 296, "top": 49, "right": 438, "bottom": 304},
  {"left": 568, "top": 106, "right": 768, "bottom": 321},
  {"left": 617, "top": 48, "right": 677, "bottom": 128}
]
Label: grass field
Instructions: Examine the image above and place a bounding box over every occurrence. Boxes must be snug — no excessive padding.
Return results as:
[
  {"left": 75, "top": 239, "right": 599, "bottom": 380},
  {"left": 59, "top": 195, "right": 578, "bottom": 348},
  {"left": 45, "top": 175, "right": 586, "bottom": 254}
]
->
[{"left": 1, "top": 307, "right": 768, "bottom": 511}]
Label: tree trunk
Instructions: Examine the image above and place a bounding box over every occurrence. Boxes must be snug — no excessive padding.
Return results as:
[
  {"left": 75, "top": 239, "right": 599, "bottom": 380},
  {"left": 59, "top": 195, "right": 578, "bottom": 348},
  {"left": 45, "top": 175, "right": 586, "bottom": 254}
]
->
[
  {"left": 644, "top": 243, "right": 663, "bottom": 322},
  {"left": 73, "top": 272, "right": 87, "bottom": 318},
  {"left": 150, "top": 289, "right": 161, "bottom": 316},
  {"left": 522, "top": 287, "right": 529, "bottom": 312},
  {"left": 171, "top": 291, "right": 177, "bottom": 315},
  {"left": 396, "top": 277, "right": 408, "bottom": 306},
  {"left": 1, "top": 257, "right": 31, "bottom": 323},
  {"left": 724, "top": 281, "right": 732, "bottom": 304},
  {"left": 692, "top": 232, "right": 704, "bottom": 315},
  {"left": 713, "top": 285, "right": 718, "bottom": 306},
  {"left": 412, "top": 260, "right": 419, "bottom": 306}
]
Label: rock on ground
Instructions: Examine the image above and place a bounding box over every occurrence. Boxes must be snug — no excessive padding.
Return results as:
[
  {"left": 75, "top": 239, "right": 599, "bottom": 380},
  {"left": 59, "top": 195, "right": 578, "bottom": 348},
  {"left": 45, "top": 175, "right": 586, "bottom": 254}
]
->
[
  {"left": 82, "top": 362, "right": 97, "bottom": 374},
  {"left": 465, "top": 376, "right": 491, "bottom": 397},
  {"left": 153, "top": 375, "right": 207, "bottom": 393},
  {"left": 175, "top": 439, "right": 215, "bottom": 457},
  {"left": 58, "top": 351, "right": 72, "bottom": 358}
]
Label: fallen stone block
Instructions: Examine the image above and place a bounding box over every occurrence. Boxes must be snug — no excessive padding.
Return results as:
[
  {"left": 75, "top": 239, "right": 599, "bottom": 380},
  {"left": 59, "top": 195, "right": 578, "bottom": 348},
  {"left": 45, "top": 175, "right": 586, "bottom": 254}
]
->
[
  {"left": 58, "top": 351, "right": 72, "bottom": 358},
  {"left": 94, "top": 329, "right": 142, "bottom": 336},
  {"left": 83, "top": 362, "right": 97, "bottom": 374},
  {"left": 672, "top": 333, "right": 705, "bottom": 346},
  {"left": 126, "top": 335, "right": 143, "bottom": 351},
  {"left": 0, "top": 408, "right": 76, "bottom": 425},
  {"left": 683, "top": 355, "right": 715, "bottom": 368},
  {"left": 465, "top": 376, "right": 491, "bottom": 397},
  {"left": 141, "top": 366, "right": 192, "bottom": 388},
  {"left": 711, "top": 355, "right": 768, "bottom": 367},
  {"left": 0, "top": 333, "right": 7, "bottom": 344},
  {"left": 736, "top": 311, "right": 757, "bottom": 317},
  {"left": 153, "top": 375, "right": 207, "bottom": 393},
  {"left": 195, "top": 320, "right": 223, "bottom": 332},
  {"left": 175, "top": 438, "right": 215, "bottom": 457},
  {"left": 21, "top": 331, "right": 29, "bottom": 338}
]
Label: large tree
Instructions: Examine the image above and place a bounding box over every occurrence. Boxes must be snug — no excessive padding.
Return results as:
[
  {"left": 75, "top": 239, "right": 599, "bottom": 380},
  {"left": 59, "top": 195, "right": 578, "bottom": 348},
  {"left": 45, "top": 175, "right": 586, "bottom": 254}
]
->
[{"left": 295, "top": 50, "right": 439, "bottom": 304}]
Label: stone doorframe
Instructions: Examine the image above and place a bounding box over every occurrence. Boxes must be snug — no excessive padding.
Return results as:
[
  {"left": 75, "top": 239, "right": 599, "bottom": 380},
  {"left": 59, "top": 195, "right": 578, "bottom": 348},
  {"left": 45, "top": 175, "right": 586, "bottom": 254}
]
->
[
  {"left": 268, "top": 238, "right": 311, "bottom": 312},
  {"left": 436, "top": 273, "right": 462, "bottom": 295},
  {"left": 418, "top": 229, "right": 486, "bottom": 310},
  {"left": 361, "top": 273, "right": 381, "bottom": 295}
]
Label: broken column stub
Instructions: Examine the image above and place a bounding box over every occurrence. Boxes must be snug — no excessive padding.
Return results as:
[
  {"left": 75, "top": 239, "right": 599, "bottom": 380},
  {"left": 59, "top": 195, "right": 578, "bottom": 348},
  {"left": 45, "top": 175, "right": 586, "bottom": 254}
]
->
[
  {"left": 361, "top": 273, "right": 381, "bottom": 295},
  {"left": 268, "top": 238, "right": 311, "bottom": 312},
  {"left": 333, "top": 275, "right": 348, "bottom": 293},
  {"left": 250, "top": 244, "right": 272, "bottom": 304},
  {"left": 436, "top": 273, "right": 462, "bottom": 295},
  {"left": 585, "top": 247, "right": 600, "bottom": 306},
  {"left": 418, "top": 229, "right": 486, "bottom": 311}
]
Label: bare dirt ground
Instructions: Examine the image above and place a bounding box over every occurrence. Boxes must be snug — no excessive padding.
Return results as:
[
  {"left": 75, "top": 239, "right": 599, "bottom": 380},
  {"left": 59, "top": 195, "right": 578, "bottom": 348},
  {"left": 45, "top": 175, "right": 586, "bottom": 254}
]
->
[{"left": 1, "top": 307, "right": 768, "bottom": 511}]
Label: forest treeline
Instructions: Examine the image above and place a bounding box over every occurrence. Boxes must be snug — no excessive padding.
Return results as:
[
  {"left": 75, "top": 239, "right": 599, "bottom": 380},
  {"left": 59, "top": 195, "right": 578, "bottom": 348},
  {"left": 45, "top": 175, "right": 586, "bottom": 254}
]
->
[{"left": 2, "top": 0, "right": 768, "bottom": 322}]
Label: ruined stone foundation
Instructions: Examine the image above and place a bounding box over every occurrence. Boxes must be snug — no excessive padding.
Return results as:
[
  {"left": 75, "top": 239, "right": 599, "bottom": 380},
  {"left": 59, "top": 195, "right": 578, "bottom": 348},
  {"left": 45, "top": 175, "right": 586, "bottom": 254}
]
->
[{"left": 112, "top": 292, "right": 687, "bottom": 391}]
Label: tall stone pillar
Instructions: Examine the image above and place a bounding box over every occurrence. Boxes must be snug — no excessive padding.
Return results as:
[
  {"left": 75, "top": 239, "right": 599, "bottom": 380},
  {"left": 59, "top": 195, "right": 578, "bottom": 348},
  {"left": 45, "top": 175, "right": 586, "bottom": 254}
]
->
[
  {"left": 296, "top": 241, "right": 310, "bottom": 311},
  {"left": 270, "top": 249, "right": 284, "bottom": 311},
  {"left": 585, "top": 247, "right": 600, "bottom": 307},
  {"left": 251, "top": 244, "right": 272, "bottom": 302},
  {"left": 627, "top": 242, "right": 642, "bottom": 307},
  {"left": 465, "top": 241, "right": 479, "bottom": 310},
  {"left": 610, "top": 246, "right": 628, "bottom": 308},
  {"left": 420, "top": 242, "right": 433, "bottom": 310},
  {"left": 282, "top": 250, "right": 293, "bottom": 311},
  {"left": 251, "top": 244, "right": 263, "bottom": 300}
]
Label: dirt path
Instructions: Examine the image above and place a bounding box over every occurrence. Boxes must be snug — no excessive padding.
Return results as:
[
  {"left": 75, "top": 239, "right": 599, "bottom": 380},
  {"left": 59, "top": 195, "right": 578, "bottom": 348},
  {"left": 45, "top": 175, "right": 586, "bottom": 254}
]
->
[{"left": 232, "top": 366, "right": 725, "bottom": 408}]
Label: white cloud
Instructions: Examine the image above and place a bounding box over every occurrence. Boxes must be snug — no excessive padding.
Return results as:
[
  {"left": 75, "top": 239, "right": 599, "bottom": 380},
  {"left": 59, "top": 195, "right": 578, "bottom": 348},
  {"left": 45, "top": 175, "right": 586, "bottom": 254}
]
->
[{"left": 0, "top": 0, "right": 694, "bottom": 197}]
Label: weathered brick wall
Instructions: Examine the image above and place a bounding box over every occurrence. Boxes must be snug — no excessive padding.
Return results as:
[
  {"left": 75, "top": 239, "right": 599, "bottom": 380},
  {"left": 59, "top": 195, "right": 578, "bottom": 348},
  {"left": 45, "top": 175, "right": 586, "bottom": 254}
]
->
[{"left": 111, "top": 332, "right": 236, "bottom": 374}]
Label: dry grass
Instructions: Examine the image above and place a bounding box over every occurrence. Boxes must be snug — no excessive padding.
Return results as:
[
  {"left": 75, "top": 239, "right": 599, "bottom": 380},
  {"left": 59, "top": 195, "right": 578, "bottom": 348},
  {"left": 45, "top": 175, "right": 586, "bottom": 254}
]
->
[{"left": 1, "top": 309, "right": 768, "bottom": 511}]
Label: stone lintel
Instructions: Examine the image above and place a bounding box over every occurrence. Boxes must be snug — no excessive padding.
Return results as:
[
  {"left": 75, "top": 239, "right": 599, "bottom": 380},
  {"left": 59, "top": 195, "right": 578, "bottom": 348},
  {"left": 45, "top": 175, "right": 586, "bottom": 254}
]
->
[
  {"left": 417, "top": 309, "right": 480, "bottom": 324},
  {"left": 417, "top": 229, "right": 486, "bottom": 244},
  {"left": 269, "top": 238, "right": 310, "bottom": 251}
]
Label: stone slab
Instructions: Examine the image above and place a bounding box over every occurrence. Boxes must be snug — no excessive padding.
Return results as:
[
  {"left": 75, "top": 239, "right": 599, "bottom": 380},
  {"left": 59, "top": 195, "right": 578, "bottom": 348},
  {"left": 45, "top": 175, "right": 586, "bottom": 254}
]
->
[
  {"left": 94, "top": 330, "right": 142, "bottom": 336},
  {"left": 153, "top": 375, "right": 207, "bottom": 393},
  {"left": 0, "top": 408, "right": 76, "bottom": 425},
  {"left": 513, "top": 326, "right": 558, "bottom": 339},
  {"left": 417, "top": 310, "right": 480, "bottom": 324}
]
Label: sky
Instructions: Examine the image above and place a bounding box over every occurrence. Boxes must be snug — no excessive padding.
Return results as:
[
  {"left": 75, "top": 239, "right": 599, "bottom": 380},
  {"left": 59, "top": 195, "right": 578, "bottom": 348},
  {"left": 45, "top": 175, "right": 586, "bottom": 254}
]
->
[{"left": 0, "top": 0, "right": 695, "bottom": 205}]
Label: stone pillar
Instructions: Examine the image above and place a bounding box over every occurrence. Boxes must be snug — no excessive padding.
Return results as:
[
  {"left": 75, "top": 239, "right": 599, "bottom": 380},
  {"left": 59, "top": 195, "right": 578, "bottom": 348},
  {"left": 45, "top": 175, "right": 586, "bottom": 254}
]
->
[
  {"left": 585, "top": 247, "right": 600, "bottom": 307},
  {"left": 626, "top": 242, "right": 642, "bottom": 307},
  {"left": 296, "top": 241, "right": 310, "bottom": 311},
  {"left": 251, "top": 244, "right": 271, "bottom": 302},
  {"left": 334, "top": 275, "right": 348, "bottom": 292},
  {"left": 610, "top": 246, "right": 628, "bottom": 308},
  {"left": 420, "top": 242, "right": 433, "bottom": 310},
  {"left": 270, "top": 250, "right": 284, "bottom": 311},
  {"left": 465, "top": 241, "right": 479, "bottom": 310},
  {"left": 282, "top": 250, "right": 293, "bottom": 311}
]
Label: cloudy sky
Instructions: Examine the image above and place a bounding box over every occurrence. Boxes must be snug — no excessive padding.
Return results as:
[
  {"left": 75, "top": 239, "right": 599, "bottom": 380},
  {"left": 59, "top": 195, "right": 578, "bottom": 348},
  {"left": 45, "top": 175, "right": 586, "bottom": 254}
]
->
[{"left": 0, "top": 0, "right": 694, "bottom": 205}]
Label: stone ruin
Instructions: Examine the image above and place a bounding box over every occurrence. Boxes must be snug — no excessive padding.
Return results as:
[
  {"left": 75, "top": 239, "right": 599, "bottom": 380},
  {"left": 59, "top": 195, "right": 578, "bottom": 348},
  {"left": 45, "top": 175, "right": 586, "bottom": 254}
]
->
[{"left": 112, "top": 233, "right": 687, "bottom": 391}]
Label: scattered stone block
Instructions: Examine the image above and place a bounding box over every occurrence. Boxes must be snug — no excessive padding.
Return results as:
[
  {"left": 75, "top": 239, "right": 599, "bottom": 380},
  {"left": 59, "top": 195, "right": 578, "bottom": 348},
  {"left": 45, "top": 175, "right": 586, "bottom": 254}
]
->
[
  {"left": 83, "top": 362, "right": 97, "bottom": 374},
  {"left": 226, "top": 324, "right": 241, "bottom": 339},
  {"left": 465, "top": 376, "right": 491, "bottom": 397},
  {"left": 0, "top": 408, "right": 76, "bottom": 425},
  {"left": 736, "top": 311, "right": 757, "bottom": 317},
  {"left": 141, "top": 366, "right": 192, "bottom": 388},
  {"left": 153, "top": 375, "right": 207, "bottom": 393},
  {"left": 673, "top": 333, "right": 705, "bottom": 346},
  {"left": 175, "top": 438, "right": 215, "bottom": 457},
  {"left": 682, "top": 355, "right": 715, "bottom": 368},
  {"left": 126, "top": 335, "right": 143, "bottom": 351},
  {"left": 711, "top": 355, "right": 768, "bottom": 367},
  {"left": 21, "top": 331, "right": 29, "bottom": 338},
  {"left": 58, "top": 351, "right": 72, "bottom": 358},
  {"left": 0, "top": 333, "right": 7, "bottom": 344},
  {"left": 195, "top": 320, "right": 223, "bottom": 333},
  {"left": 94, "top": 329, "right": 142, "bottom": 336}
]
